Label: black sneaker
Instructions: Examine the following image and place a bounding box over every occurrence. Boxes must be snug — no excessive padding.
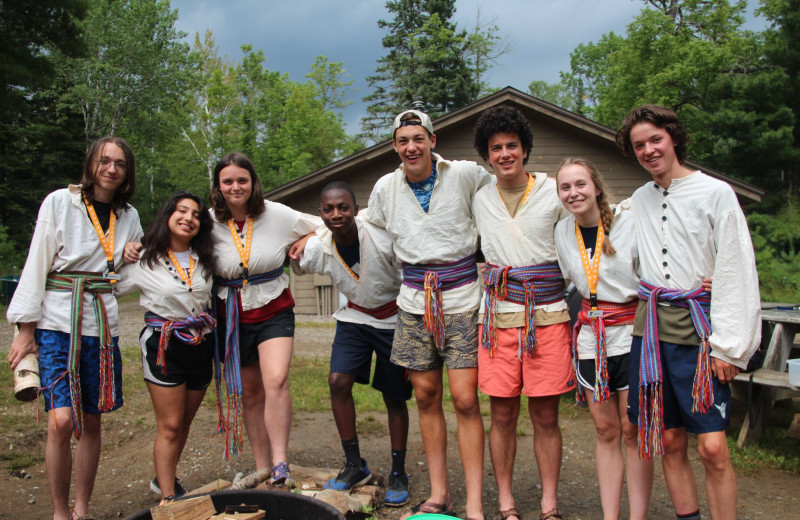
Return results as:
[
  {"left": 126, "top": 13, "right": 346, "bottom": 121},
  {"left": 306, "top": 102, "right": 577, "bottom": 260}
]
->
[
  {"left": 323, "top": 458, "right": 372, "bottom": 491},
  {"left": 150, "top": 476, "right": 187, "bottom": 498},
  {"left": 384, "top": 471, "right": 410, "bottom": 507}
]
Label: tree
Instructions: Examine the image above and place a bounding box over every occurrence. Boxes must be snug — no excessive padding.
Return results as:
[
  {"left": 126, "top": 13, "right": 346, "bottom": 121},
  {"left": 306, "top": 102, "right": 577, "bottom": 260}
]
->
[
  {"left": 528, "top": 80, "right": 579, "bottom": 112},
  {"left": 465, "top": 8, "right": 513, "bottom": 96},
  {"left": 0, "top": 0, "right": 88, "bottom": 269},
  {"left": 306, "top": 56, "right": 355, "bottom": 112},
  {"left": 362, "top": 0, "right": 504, "bottom": 140},
  {"left": 56, "top": 0, "right": 193, "bottom": 145}
]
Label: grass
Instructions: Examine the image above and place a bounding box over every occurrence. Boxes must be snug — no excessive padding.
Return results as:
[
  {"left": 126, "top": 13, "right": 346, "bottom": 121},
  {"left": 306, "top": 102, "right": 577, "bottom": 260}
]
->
[{"left": 728, "top": 399, "right": 800, "bottom": 474}]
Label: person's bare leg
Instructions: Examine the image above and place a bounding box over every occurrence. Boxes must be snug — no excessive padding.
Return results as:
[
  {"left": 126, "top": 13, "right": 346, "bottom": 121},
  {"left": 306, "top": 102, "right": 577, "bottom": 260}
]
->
[
  {"left": 528, "top": 395, "right": 562, "bottom": 513},
  {"left": 698, "top": 431, "right": 737, "bottom": 520},
  {"left": 489, "top": 395, "right": 521, "bottom": 517},
  {"left": 240, "top": 362, "right": 271, "bottom": 469},
  {"left": 661, "top": 427, "right": 699, "bottom": 515},
  {"left": 257, "top": 336, "right": 293, "bottom": 466},
  {"left": 384, "top": 395, "right": 409, "bottom": 452},
  {"left": 585, "top": 390, "right": 623, "bottom": 520},
  {"left": 407, "top": 368, "right": 450, "bottom": 508},
  {"left": 329, "top": 372, "right": 358, "bottom": 441},
  {"left": 147, "top": 382, "right": 187, "bottom": 498},
  {"left": 47, "top": 407, "right": 74, "bottom": 520},
  {"left": 618, "top": 390, "right": 653, "bottom": 520},
  {"left": 178, "top": 388, "right": 207, "bottom": 461},
  {"left": 449, "top": 367, "right": 485, "bottom": 520},
  {"left": 73, "top": 412, "right": 102, "bottom": 518}
]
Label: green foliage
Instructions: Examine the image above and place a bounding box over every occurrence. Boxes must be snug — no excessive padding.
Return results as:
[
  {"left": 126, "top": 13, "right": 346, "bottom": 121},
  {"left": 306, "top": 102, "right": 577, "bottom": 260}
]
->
[
  {"left": 562, "top": 0, "right": 799, "bottom": 196},
  {"left": 290, "top": 357, "right": 392, "bottom": 413},
  {"left": 528, "top": 80, "right": 579, "bottom": 111},
  {"left": 747, "top": 194, "right": 800, "bottom": 302},
  {"left": 362, "top": 0, "right": 505, "bottom": 140}
]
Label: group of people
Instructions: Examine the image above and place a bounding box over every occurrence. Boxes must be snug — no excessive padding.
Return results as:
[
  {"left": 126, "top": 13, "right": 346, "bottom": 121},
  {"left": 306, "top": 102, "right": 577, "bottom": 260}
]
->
[{"left": 6, "top": 101, "right": 760, "bottom": 520}]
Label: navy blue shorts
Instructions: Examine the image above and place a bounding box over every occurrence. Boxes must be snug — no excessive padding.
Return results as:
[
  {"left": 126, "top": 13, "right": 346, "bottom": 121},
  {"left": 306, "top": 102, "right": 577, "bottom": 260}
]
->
[
  {"left": 577, "top": 353, "right": 630, "bottom": 394},
  {"left": 330, "top": 321, "right": 412, "bottom": 402},
  {"left": 37, "top": 329, "right": 124, "bottom": 413},
  {"left": 140, "top": 326, "right": 214, "bottom": 390},
  {"left": 627, "top": 336, "right": 731, "bottom": 434}
]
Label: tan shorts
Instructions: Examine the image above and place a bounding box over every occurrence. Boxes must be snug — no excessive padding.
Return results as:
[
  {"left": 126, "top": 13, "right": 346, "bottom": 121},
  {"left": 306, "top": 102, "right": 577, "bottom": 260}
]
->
[
  {"left": 390, "top": 309, "right": 478, "bottom": 371},
  {"left": 478, "top": 322, "right": 575, "bottom": 398}
]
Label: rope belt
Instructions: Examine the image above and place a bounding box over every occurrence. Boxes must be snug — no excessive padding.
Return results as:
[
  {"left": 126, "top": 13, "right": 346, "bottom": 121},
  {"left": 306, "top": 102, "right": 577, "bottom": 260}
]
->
[
  {"left": 636, "top": 280, "right": 712, "bottom": 461},
  {"left": 481, "top": 262, "right": 566, "bottom": 356},
  {"left": 402, "top": 255, "right": 478, "bottom": 350},
  {"left": 44, "top": 271, "right": 115, "bottom": 439},
  {"left": 144, "top": 311, "right": 217, "bottom": 375},
  {"left": 572, "top": 299, "right": 637, "bottom": 404},
  {"left": 213, "top": 266, "right": 284, "bottom": 458},
  {"left": 347, "top": 299, "right": 398, "bottom": 320}
]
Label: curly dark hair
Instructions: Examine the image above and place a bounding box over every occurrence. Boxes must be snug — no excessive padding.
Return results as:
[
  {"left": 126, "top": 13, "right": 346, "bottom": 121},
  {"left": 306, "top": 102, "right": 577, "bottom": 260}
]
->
[
  {"left": 209, "top": 152, "right": 266, "bottom": 221},
  {"left": 473, "top": 105, "right": 533, "bottom": 165},
  {"left": 616, "top": 104, "right": 688, "bottom": 163},
  {"left": 141, "top": 190, "right": 217, "bottom": 278},
  {"left": 80, "top": 136, "right": 136, "bottom": 212}
]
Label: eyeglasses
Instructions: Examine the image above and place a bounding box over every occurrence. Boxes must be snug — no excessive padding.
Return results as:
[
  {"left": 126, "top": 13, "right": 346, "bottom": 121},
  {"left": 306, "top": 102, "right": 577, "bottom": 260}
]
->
[{"left": 96, "top": 158, "right": 128, "bottom": 172}]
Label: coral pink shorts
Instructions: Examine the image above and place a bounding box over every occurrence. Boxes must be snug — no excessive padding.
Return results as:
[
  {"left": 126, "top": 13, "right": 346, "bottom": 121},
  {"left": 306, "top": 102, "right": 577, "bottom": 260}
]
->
[{"left": 478, "top": 322, "right": 575, "bottom": 398}]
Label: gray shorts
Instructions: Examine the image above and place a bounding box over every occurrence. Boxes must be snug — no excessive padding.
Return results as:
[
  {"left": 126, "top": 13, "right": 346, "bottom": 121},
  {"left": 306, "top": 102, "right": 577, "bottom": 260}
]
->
[{"left": 390, "top": 309, "right": 478, "bottom": 371}]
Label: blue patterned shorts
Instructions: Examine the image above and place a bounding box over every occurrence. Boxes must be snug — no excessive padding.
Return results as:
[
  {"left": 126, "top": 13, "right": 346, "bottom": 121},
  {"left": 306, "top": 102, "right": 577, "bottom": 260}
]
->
[{"left": 36, "top": 329, "right": 124, "bottom": 413}]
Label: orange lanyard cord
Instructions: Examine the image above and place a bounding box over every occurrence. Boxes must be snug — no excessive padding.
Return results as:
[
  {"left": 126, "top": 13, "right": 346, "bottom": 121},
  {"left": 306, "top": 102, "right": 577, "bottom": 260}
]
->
[
  {"left": 167, "top": 249, "right": 195, "bottom": 290},
  {"left": 226, "top": 217, "right": 253, "bottom": 285},
  {"left": 575, "top": 219, "right": 605, "bottom": 310},
  {"left": 83, "top": 193, "right": 117, "bottom": 277}
]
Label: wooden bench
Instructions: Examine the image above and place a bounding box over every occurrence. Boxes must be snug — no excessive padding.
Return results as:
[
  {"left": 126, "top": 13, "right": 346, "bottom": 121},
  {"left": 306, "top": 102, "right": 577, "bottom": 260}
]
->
[{"left": 735, "top": 307, "right": 800, "bottom": 447}]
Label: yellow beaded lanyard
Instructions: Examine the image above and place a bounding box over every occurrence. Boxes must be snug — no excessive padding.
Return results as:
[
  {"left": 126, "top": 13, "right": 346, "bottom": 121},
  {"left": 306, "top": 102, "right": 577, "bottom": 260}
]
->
[
  {"left": 496, "top": 172, "right": 535, "bottom": 211},
  {"left": 333, "top": 241, "right": 359, "bottom": 280},
  {"left": 575, "top": 219, "right": 605, "bottom": 317},
  {"left": 227, "top": 217, "right": 254, "bottom": 287},
  {"left": 83, "top": 193, "right": 118, "bottom": 282},
  {"left": 167, "top": 249, "right": 195, "bottom": 291}
]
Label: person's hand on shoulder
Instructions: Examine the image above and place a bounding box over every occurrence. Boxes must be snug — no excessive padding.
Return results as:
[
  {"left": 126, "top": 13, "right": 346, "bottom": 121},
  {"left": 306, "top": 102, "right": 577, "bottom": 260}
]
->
[
  {"left": 124, "top": 241, "right": 143, "bottom": 264},
  {"left": 288, "top": 233, "right": 315, "bottom": 261}
]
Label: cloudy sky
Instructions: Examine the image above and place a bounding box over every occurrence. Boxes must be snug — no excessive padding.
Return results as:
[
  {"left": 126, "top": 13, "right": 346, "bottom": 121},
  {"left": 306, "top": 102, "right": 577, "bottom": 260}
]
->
[{"left": 169, "top": 0, "right": 766, "bottom": 130}]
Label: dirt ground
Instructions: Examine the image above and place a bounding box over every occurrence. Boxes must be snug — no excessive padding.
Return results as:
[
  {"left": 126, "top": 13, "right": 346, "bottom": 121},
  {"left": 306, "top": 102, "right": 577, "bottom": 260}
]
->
[{"left": 0, "top": 300, "right": 798, "bottom": 519}]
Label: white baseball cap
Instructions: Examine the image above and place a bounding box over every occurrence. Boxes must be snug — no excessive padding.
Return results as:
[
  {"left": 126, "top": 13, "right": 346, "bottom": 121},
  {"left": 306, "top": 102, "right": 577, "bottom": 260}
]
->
[{"left": 392, "top": 109, "right": 434, "bottom": 137}]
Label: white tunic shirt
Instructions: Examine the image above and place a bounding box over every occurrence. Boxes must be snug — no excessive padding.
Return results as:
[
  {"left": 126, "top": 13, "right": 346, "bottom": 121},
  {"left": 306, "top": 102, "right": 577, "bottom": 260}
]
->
[
  {"left": 361, "top": 153, "right": 492, "bottom": 314},
  {"left": 473, "top": 172, "right": 569, "bottom": 315},
  {"left": 630, "top": 171, "right": 761, "bottom": 368},
  {"left": 115, "top": 249, "right": 214, "bottom": 328},
  {"left": 294, "top": 217, "right": 401, "bottom": 330},
  {"left": 7, "top": 186, "right": 143, "bottom": 336},
  {"left": 211, "top": 201, "right": 321, "bottom": 311},
  {"left": 555, "top": 208, "right": 639, "bottom": 359}
]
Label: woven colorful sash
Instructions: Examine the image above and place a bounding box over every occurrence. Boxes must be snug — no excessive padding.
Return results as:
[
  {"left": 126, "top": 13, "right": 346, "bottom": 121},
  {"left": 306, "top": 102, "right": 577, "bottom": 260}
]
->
[
  {"left": 213, "top": 266, "right": 284, "bottom": 459},
  {"left": 402, "top": 255, "right": 478, "bottom": 350},
  {"left": 481, "top": 262, "right": 566, "bottom": 356},
  {"left": 636, "top": 280, "right": 713, "bottom": 461},
  {"left": 347, "top": 300, "right": 399, "bottom": 320},
  {"left": 44, "top": 271, "right": 115, "bottom": 439},
  {"left": 144, "top": 311, "right": 217, "bottom": 375},
  {"left": 571, "top": 299, "right": 637, "bottom": 404}
]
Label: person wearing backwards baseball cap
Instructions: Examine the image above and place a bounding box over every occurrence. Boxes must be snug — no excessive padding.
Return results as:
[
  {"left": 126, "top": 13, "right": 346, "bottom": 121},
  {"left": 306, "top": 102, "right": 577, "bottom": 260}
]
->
[{"left": 360, "top": 107, "right": 492, "bottom": 519}]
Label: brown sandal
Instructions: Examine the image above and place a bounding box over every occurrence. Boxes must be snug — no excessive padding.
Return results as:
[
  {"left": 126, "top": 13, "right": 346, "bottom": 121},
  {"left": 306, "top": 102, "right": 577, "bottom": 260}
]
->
[
  {"left": 408, "top": 497, "right": 457, "bottom": 517},
  {"left": 496, "top": 507, "right": 522, "bottom": 520},
  {"left": 539, "top": 508, "right": 562, "bottom": 520}
]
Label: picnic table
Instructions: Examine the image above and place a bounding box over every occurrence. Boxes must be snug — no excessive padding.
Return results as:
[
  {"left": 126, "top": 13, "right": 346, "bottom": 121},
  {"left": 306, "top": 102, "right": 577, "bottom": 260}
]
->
[{"left": 735, "top": 305, "right": 800, "bottom": 447}]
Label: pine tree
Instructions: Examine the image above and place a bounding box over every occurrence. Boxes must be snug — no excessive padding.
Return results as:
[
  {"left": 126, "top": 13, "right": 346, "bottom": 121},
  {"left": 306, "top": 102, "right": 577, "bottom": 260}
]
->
[{"left": 362, "top": 0, "right": 487, "bottom": 140}]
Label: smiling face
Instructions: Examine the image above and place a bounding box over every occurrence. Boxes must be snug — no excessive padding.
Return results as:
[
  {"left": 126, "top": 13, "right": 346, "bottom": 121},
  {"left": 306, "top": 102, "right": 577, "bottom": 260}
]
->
[
  {"left": 91, "top": 143, "right": 127, "bottom": 202},
  {"left": 218, "top": 164, "right": 253, "bottom": 212},
  {"left": 319, "top": 188, "right": 358, "bottom": 243},
  {"left": 557, "top": 162, "right": 600, "bottom": 226},
  {"left": 392, "top": 123, "right": 436, "bottom": 182},
  {"left": 168, "top": 198, "right": 201, "bottom": 251},
  {"left": 629, "top": 121, "right": 681, "bottom": 182},
  {"left": 487, "top": 131, "right": 529, "bottom": 187}
]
